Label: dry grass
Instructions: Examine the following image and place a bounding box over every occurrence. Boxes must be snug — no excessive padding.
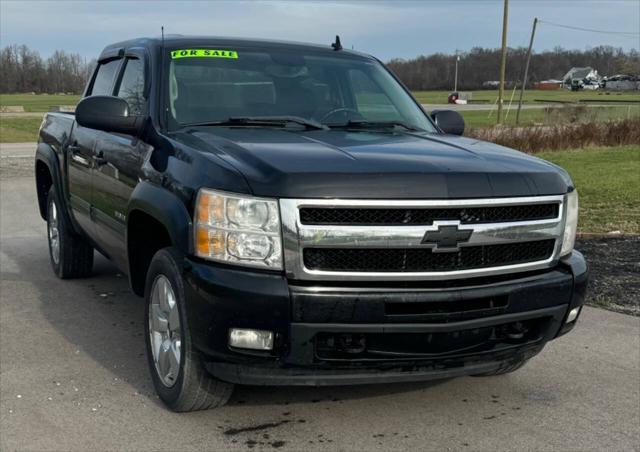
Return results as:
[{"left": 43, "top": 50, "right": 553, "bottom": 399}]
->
[{"left": 466, "top": 118, "right": 640, "bottom": 154}]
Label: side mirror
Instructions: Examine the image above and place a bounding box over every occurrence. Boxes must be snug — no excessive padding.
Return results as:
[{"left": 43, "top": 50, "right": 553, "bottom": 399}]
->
[
  {"left": 76, "top": 96, "right": 143, "bottom": 135},
  {"left": 431, "top": 110, "right": 465, "bottom": 136}
]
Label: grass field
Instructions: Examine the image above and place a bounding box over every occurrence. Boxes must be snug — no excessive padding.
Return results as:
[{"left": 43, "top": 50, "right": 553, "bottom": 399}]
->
[
  {"left": 0, "top": 107, "right": 638, "bottom": 142},
  {"left": 537, "top": 145, "right": 640, "bottom": 234},
  {"left": 413, "top": 89, "right": 640, "bottom": 105},
  {"left": 1, "top": 91, "right": 638, "bottom": 142},
  {"left": 461, "top": 105, "right": 640, "bottom": 128},
  {"left": 1, "top": 89, "right": 639, "bottom": 112},
  {"left": 0, "top": 106, "right": 636, "bottom": 233},
  {"left": 0, "top": 117, "right": 43, "bottom": 142},
  {"left": 0, "top": 94, "right": 80, "bottom": 112}
]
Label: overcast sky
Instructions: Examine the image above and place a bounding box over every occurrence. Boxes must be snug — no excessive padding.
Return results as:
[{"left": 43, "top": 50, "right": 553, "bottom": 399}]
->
[{"left": 1, "top": 0, "right": 638, "bottom": 61}]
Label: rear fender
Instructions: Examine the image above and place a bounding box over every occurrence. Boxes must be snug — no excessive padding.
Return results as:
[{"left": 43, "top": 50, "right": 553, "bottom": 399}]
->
[{"left": 35, "top": 143, "right": 71, "bottom": 222}]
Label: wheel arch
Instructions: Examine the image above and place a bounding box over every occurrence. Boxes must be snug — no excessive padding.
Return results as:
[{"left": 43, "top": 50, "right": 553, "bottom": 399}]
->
[
  {"left": 126, "top": 182, "right": 193, "bottom": 296},
  {"left": 35, "top": 143, "right": 63, "bottom": 221}
]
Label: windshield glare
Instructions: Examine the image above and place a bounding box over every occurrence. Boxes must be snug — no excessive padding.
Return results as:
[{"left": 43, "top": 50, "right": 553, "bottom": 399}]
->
[{"left": 167, "top": 48, "right": 436, "bottom": 132}]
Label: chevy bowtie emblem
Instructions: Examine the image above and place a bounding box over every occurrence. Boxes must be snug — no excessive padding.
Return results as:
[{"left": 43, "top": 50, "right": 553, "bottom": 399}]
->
[{"left": 422, "top": 224, "right": 473, "bottom": 252}]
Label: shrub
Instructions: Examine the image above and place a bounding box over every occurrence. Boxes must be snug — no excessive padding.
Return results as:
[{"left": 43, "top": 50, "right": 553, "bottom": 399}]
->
[{"left": 466, "top": 118, "right": 640, "bottom": 153}]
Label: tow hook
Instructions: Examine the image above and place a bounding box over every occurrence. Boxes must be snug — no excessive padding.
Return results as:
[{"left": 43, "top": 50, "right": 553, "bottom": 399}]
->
[{"left": 506, "top": 322, "right": 527, "bottom": 340}]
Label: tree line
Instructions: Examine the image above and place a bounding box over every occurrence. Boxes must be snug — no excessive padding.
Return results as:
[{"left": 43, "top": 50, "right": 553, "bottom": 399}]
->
[
  {"left": 1, "top": 43, "right": 638, "bottom": 94},
  {"left": 0, "top": 45, "right": 95, "bottom": 94},
  {"left": 387, "top": 45, "right": 639, "bottom": 91}
]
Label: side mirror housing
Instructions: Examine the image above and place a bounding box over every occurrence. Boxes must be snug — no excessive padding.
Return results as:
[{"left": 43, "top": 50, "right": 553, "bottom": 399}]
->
[
  {"left": 76, "top": 96, "right": 143, "bottom": 135},
  {"left": 431, "top": 110, "right": 465, "bottom": 136}
]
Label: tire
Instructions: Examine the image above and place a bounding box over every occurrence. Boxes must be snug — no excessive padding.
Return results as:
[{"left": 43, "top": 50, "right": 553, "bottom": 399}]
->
[
  {"left": 472, "top": 358, "right": 529, "bottom": 377},
  {"left": 144, "top": 247, "right": 233, "bottom": 411},
  {"left": 46, "top": 187, "right": 93, "bottom": 278}
]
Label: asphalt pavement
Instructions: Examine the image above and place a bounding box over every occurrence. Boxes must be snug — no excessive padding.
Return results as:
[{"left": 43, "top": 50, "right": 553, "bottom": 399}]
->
[{"left": 1, "top": 145, "right": 638, "bottom": 451}]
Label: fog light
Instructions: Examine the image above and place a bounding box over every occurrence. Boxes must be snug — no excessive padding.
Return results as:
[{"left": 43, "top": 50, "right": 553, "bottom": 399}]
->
[
  {"left": 566, "top": 307, "right": 581, "bottom": 323},
  {"left": 229, "top": 328, "right": 274, "bottom": 351}
]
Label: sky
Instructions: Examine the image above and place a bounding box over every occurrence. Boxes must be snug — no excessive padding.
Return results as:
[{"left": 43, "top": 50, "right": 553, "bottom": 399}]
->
[{"left": 1, "top": 0, "right": 638, "bottom": 61}]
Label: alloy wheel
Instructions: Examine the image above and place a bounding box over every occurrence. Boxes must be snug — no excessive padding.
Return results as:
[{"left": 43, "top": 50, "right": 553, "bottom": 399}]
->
[
  {"left": 148, "top": 275, "right": 182, "bottom": 387},
  {"left": 48, "top": 200, "right": 60, "bottom": 265}
]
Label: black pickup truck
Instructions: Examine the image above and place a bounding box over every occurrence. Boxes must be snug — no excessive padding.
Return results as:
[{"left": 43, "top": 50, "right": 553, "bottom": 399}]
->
[{"left": 35, "top": 36, "right": 587, "bottom": 411}]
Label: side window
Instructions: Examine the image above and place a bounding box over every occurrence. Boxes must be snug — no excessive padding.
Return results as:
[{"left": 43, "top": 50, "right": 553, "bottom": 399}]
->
[
  {"left": 348, "top": 69, "right": 401, "bottom": 121},
  {"left": 116, "top": 58, "right": 145, "bottom": 115},
  {"left": 90, "top": 59, "right": 121, "bottom": 96}
]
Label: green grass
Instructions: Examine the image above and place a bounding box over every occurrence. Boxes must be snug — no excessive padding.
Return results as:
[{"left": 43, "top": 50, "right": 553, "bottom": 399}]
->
[
  {"left": 537, "top": 145, "right": 640, "bottom": 234},
  {"left": 412, "top": 89, "right": 640, "bottom": 105},
  {"left": 0, "top": 103, "right": 638, "bottom": 145},
  {"left": 460, "top": 105, "right": 640, "bottom": 128},
  {"left": 2, "top": 90, "right": 638, "bottom": 113},
  {"left": 0, "top": 94, "right": 80, "bottom": 112},
  {"left": 1, "top": 103, "right": 636, "bottom": 234},
  {"left": 0, "top": 117, "right": 42, "bottom": 142}
]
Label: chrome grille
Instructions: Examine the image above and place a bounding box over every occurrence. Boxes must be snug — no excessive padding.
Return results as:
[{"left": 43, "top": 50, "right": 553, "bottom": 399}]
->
[
  {"left": 303, "top": 240, "right": 556, "bottom": 272},
  {"left": 280, "top": 196, "right": 566, "bottom": 281}
]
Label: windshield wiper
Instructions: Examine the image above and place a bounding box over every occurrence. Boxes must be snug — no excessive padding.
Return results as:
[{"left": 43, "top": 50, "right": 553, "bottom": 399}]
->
[
  {"left": 327, "top": 120, "right": 423, "bottom": 132},
  {"left": 182, "top": 116, "right": 328, "bottom": 130}
]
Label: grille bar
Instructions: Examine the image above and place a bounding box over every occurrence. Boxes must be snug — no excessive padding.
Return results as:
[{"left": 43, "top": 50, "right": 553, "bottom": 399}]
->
[
  {"left": 300, "top": 204, "right": 559, "bottom": 225},
  {"left": 303, "top": 240, "right": 556, "bottom": 273}
]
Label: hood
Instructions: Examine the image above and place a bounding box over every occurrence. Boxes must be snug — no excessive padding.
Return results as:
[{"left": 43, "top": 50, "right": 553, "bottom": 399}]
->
[{"left": 171, "top": 127, "right": 571, "bottom": 199}]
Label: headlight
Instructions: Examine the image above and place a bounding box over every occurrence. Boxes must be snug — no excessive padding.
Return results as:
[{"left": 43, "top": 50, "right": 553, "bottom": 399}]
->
[
  {"left": 194, "top": 189, "right": 282, "bottom": 269},
  {"left": 561, "top": 190, "right": 579, "bottom": 256}
]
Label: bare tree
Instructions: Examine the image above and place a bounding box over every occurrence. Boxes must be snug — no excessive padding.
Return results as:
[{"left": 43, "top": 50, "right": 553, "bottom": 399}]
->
[
  {"left": 0, "top": 45, "right": 94, "bottom": 94},
  {"left": 0, "top": 44, "right": 637, "bottom": 94},
  {"left": 387, "top": 45, "right": 639, "bottom": 91}
]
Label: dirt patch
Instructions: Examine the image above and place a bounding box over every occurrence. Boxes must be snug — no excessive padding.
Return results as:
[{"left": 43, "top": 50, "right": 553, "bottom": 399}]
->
[{"left": 576, "top": 237, "right": 640, "bottom": 316}]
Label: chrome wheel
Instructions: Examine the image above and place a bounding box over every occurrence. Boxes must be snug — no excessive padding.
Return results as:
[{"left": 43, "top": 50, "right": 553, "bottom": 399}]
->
[
  {"left": 148, "top": 275, "right": 182, "bottom": 387},
  {"left": 48, "top": 200, "right": 60, "bottom": 265}
]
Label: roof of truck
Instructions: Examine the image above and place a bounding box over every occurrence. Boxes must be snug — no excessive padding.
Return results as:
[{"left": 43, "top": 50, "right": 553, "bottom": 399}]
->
[{"left": 98, "top": 35, "right": 374, "bottom": 61}]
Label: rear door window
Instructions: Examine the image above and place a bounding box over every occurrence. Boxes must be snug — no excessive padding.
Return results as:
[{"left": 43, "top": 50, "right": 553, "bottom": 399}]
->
[
  {"left": 116, "top": 58, "right": 145, "bottom": 115},
  {"left": 90, "top": 59, "right": 121, "bottom": 96}
]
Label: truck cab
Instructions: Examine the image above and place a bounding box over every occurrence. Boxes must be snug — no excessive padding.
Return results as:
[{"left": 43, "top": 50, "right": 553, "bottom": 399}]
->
[{"left": 35, "top": 36, "right": 588, "bottom": 411}]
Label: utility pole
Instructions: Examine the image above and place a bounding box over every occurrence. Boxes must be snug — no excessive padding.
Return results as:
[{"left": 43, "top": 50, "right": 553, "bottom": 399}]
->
[
  {"left": 497, "top": 0, "right": 509, "bottom": 124},
  {"left": 454, "top": 54, "right": 460, "bottom": 92},
  {"left": 516, "top": 17, "right": 538, "bottom": 125}
]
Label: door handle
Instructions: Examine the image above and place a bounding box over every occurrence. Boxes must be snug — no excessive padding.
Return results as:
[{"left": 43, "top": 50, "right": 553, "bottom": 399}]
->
[
  {"left": 68, "top": 142, "right": 92, "bottom": 167},
  {"left": 95, "top": 151, "right": 108, "bottom": 167}
]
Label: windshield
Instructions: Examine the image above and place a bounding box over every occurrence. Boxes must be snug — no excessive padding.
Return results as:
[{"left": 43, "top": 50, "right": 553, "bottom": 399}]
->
[{"left": 167, "top": 47, "right": 436, "bottom": 132}]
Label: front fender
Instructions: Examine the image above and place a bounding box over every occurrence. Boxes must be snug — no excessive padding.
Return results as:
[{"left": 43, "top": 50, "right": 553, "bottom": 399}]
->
[{"left": 126, "top": 181, "right": 193, "bottom": 255}]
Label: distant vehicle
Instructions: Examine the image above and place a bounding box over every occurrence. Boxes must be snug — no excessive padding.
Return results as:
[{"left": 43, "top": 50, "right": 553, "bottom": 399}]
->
[
  {"left": 563, "top": 67, "right": 601, "bottom": 91},
  {"left": 35, "top": 36, "right": 588, "bottom": 411},
  {"left": 447, "top": 91, "right": 472, "bottom": 104}
]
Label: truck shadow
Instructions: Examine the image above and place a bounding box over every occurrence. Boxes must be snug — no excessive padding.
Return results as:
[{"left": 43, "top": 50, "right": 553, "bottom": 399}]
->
[{"left": 9, "top": 239, "right": 449, "bottom": 409}]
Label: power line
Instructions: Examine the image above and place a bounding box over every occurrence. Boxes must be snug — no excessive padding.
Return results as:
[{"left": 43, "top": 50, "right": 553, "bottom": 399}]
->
[{"left": 538, "top": 20, "right": 640, "bottom": 38}]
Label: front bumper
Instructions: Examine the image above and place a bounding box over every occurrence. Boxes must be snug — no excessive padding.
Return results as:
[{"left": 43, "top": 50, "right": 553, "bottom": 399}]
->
[{"left": 182, "top": 251, "right": 588, "bottom": 386}]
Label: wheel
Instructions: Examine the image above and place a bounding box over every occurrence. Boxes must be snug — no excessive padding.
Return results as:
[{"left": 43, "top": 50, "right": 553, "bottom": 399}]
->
[
  {"left": 144, "top": 247, "right": 233, "bottom": 411},
  {"left": 46, "top": 187, "right": 93, "bottom": 278},
  {"left": 472, "top": 358, "right": 529, "bottom": 377}
]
